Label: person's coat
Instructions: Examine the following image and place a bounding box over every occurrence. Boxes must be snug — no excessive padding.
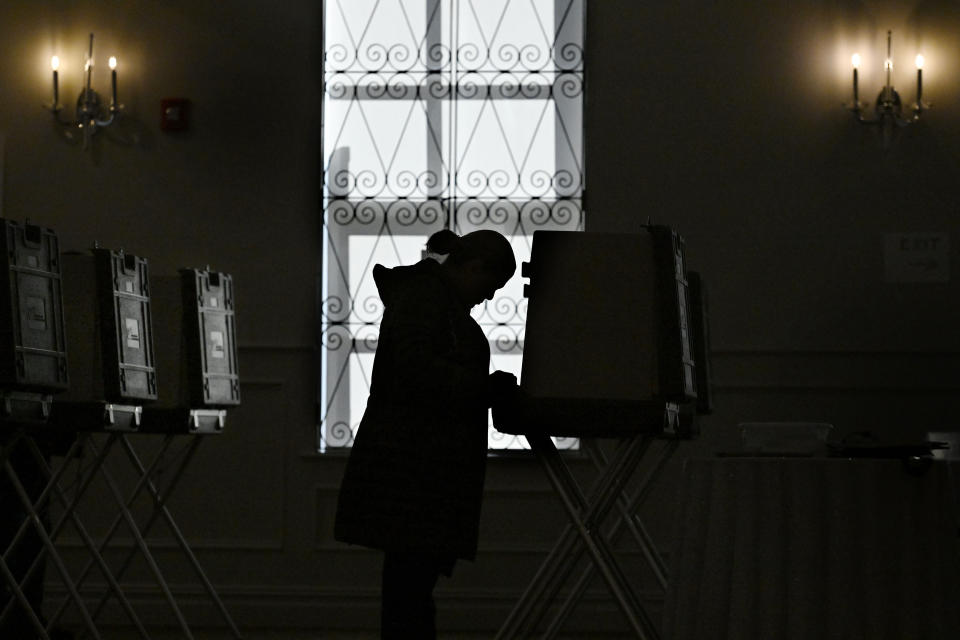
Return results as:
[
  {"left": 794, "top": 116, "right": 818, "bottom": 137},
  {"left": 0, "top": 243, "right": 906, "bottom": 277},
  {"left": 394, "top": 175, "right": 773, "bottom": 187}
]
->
[{"left": 334, "top": 258, "right": 491, "bottom": 560}]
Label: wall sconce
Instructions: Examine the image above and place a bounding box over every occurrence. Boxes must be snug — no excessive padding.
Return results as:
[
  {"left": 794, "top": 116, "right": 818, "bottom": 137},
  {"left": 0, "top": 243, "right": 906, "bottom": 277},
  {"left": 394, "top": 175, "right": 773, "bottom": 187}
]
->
[
  {"left": 47, "top": 34, "right": 123, "bottom": 150},
  {"left": 847, "top": 30, "right": 927, "bottom": 128}
]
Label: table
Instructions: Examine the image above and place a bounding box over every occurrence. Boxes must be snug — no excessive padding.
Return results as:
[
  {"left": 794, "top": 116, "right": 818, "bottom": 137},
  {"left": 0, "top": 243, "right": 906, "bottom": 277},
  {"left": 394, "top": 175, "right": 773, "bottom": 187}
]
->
[{"left": 663, "top": 457, "right": 960, "bottom": 639}]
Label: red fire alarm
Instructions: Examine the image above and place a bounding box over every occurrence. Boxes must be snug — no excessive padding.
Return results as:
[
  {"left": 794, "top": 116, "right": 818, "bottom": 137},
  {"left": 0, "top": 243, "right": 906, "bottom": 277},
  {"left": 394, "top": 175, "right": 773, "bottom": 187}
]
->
[{"left": 160, "top": 98, "right": 190, "bottom": 132}]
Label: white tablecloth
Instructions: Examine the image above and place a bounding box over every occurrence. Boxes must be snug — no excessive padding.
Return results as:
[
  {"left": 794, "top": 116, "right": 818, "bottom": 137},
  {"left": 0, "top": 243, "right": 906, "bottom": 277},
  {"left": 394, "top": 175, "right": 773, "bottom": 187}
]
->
[{"left": 663, "top": 458, "right": 960, "bottom": 639}]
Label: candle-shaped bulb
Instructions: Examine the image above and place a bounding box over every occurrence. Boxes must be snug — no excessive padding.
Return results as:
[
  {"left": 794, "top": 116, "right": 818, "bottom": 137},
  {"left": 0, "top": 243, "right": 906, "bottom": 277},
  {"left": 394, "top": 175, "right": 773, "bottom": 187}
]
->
[
  {"left": 884, "top": 55, "right": 893, "bottom": 97},
  {"left": 851, "top": 54, "right": 860, "bottom": 108},
  {"left": 84, "top": 57, "right": 92, "bottom": 94},
  {"left": 51, "top": 55, "right": 60, "bottom": 108},
  {"left": 85, "top": 33, "right": 94, "bottom": 95},
  {"left": 109, "top": 56, "right": 118, "bottom": 108},
  {"left": 916, "top": 54, "right": 924, "bottom": 106}
]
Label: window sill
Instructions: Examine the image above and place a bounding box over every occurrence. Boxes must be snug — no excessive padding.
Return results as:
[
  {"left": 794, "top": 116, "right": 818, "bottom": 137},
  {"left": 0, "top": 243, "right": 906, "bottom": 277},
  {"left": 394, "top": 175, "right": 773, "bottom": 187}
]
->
[{"left": 300, "top": 448, "right": 585, "bottom": 461}]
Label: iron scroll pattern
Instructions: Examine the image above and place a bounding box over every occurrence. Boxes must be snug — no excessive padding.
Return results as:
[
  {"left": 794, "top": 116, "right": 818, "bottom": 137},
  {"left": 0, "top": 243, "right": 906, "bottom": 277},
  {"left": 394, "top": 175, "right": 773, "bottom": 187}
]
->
[
  {"left": 321, "top": 0, "right": 583, "bottom": 450},
  {"left": 324, "top": 0, "right": 583, "bottom": 76}
]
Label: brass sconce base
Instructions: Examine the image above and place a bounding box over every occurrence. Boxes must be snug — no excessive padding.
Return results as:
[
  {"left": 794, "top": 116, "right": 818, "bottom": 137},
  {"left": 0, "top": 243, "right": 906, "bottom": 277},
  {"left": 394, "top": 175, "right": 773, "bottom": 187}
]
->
[{"left": 49, "top": 89, "right": 121, "bottom": 150}]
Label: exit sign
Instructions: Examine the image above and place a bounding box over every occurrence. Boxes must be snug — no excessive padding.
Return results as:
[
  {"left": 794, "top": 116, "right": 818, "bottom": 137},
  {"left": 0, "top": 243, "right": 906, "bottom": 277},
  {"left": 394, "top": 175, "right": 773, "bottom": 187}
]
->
[{"left": 883, "top": 233, "right": 950, "bottom": 283}]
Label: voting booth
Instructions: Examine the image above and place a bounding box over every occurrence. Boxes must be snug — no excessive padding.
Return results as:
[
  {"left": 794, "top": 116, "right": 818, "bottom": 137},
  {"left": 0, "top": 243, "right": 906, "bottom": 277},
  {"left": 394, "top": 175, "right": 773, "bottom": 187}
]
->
[
  {"left": 495, "top": 227, "right": 697, "bottom": 437},
  {"left": 144, "top": 268, "right": 240, "bottom": 434},
  {"left": 0, "top": 220, "right": 69, "bottom": 423},
  {"left": 0, "top": 228, "right": 241, "bottom": 639},
  {"left": 56, "top": 248, "right": 158, "bottom": 431},
  {"left": 494, "top": 228, "right": 711, "bottom": 639}
]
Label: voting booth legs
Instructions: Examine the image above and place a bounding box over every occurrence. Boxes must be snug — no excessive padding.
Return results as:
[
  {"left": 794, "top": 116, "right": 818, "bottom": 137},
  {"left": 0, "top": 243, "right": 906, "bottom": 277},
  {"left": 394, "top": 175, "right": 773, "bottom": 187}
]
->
[
  {"left": 0, "top": 428, "right": 242, "bottom": 640},
  {"left": 496, "top": 433, "right": 679, "bottom": 640}
]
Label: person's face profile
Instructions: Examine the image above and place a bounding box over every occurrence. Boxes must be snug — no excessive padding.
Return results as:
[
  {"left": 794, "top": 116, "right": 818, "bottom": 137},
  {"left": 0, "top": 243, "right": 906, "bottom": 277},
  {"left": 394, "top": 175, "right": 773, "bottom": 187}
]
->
[{"left": 461, "top": 259, "right": 509, "bottom": 307}]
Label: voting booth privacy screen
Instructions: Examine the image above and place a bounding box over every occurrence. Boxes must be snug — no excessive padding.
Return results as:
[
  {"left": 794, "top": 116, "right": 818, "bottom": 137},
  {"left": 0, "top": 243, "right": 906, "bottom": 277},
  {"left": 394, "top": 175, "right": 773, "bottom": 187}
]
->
[
  {"left": 685, "top": 270, "right": 713, "bottom": 416},
  {"left": 0, "top": 217, "right": 244, "bottom": 638},
  {"left": 61, "top": 248, "right": 158, "bottom": 404},
  {"left": 495, "top": 228, "right": 701, "bottom": 437},
  {"left": 152, "top": 269, "right": 240, "bottom": 410},
  {"left": 0, "top": 217, "right": 240, "bottom": 433},
  {"left": 0, "top": 220, "right": 69, "bottom": 393}
]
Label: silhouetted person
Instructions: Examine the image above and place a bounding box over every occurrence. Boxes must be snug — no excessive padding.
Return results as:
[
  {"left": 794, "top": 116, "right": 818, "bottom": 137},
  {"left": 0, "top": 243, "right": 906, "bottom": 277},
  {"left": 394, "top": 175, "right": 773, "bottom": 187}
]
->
[
  {"left": 422, "top": 229, "right": 460, "bottom": 263},
  {"left": 335, "top": 229, "right": 517, "bottom": 639}
]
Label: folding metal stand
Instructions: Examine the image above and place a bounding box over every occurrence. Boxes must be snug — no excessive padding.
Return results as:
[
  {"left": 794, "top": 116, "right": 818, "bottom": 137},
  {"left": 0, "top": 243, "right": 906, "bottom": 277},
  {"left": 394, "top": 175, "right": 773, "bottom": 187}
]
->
[
  {"left": 2, "top": 428, "right": 149, "bottom": 640},
  {"left": 496, "top": 426, "right": 679, "bottom": 640},
  {"left": 1, "top": 406, "right": 242, "bottom": 639},
  {"left": 78, "top": 429, "right": 243, "bottom": 640},
  {"left": 1, "top": 402, "right": 126, "bottom": 640}
]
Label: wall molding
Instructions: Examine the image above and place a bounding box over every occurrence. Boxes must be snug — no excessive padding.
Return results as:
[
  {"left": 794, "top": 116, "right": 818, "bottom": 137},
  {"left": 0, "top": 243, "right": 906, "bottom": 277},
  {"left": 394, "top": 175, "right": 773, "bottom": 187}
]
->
[
  {"left": 713, "top": 348, "right": 960, "bottom": 356},
  {"left": 311, "top": 541, "right": 666, "bottom": 557},
  {"left": 44, "top": 582, "right": 667, "bottom": 602},
  {"left": 239, "top": 377, "right": 287, "bottom": 388},
  {"left": 710, "top": 348, "right": 959, "bottom": 392},
  {"left": 239, "top": 343, "right": 314, "bottom": 353},
  {"left": 44, "top": 582, "right": 668, "bottom": 633},
  {"left": 312, "top": 482, "right": 560, "bottom": 498},
  {"left": 54, "top": 537, "right": 284, "bottom": 552}
]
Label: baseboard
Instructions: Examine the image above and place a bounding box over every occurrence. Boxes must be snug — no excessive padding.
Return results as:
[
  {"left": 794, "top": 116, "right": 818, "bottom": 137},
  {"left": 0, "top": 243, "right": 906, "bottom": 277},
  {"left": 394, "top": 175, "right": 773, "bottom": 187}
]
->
[{"left": 44, "top": 583, "right": 666, "bottom": 635}]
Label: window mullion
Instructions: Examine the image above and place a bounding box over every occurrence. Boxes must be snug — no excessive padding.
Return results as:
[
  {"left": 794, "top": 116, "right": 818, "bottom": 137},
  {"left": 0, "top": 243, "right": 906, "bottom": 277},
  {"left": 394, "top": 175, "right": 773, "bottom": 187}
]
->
[
  {"left": 321, "top": 0, "right": 584, "bottom": 451},
  {"left": 554, "top": 0, "right": 584, "bottom": 207},
  {"left": 425, "top": 0, "right": 444, "bottom": 204},
  {"left": 449, "top": 0, "right": 459, "bottom": 231}
]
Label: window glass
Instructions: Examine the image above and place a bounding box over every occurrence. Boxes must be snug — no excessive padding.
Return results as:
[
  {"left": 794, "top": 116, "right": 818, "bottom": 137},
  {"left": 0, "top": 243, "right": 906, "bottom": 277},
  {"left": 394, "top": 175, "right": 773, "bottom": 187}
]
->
[{"left": 321, "top": 0, "right": 583, "bottom": 451}]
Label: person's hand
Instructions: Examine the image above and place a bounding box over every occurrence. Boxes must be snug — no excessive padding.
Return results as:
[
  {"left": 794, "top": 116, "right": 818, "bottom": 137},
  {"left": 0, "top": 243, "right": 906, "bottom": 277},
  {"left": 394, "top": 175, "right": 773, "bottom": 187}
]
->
[{"left": 487, "top": 370, "right": 518, "bottom": 408}]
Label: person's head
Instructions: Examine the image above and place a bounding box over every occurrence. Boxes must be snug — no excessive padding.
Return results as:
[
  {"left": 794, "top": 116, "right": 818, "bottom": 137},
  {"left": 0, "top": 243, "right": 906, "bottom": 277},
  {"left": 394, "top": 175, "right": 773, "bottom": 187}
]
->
[
  {"left": 442, "top": 230, "right": 516, "bottom": 308},
  {"left": 425, "top": 229, "right": 460, "bottom": 256},
  {"left": 422, "top": 229, "right": 460, "bottom": 264}
]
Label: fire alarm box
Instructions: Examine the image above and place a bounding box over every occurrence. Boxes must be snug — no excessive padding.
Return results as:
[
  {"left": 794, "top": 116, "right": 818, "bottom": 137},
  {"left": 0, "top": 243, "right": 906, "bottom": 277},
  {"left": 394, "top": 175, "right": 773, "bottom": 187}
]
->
[{"left": 160, "top": 98, "right": 190, "bottom": 131}]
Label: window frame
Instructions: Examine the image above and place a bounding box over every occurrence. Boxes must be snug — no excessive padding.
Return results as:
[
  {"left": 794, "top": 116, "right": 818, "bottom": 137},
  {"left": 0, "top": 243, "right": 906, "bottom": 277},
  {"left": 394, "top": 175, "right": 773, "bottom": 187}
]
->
[{"left": 319, "top": 0, "right": 584, "bottom": 451}]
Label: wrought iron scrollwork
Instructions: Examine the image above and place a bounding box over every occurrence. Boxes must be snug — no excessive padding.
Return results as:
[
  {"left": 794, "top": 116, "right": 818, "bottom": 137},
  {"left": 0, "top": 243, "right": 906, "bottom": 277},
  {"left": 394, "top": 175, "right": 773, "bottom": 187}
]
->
[
  {"left": 321, "top": 0, "right": 584, "bottom": 450},
  {"left": 325, "top": 42, "right": 583, "bottom": 76},
  {"left": 326, "top": 71, "right": 583, "bottom": 102}
]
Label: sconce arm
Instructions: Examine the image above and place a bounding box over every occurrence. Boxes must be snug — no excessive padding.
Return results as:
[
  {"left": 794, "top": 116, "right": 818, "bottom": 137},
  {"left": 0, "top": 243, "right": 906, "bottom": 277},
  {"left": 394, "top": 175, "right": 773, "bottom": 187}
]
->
[
  {"left": 44, "top": 88, "right": 122, "bottom": 150},
  {"left": 849, "top": 87, "right": 925, "bottom": 128},
  {"left": 93, "top": 113, "right": 116, "bottom": 128},
  {"left": 47, "top": 104, "right": 74, "bottom": 127},
  {"left": 911, "top": 100, "right": 930, "bottom": 121},
  {"left": 847, "top": 102, "right": 879, "bottom": 126}
]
